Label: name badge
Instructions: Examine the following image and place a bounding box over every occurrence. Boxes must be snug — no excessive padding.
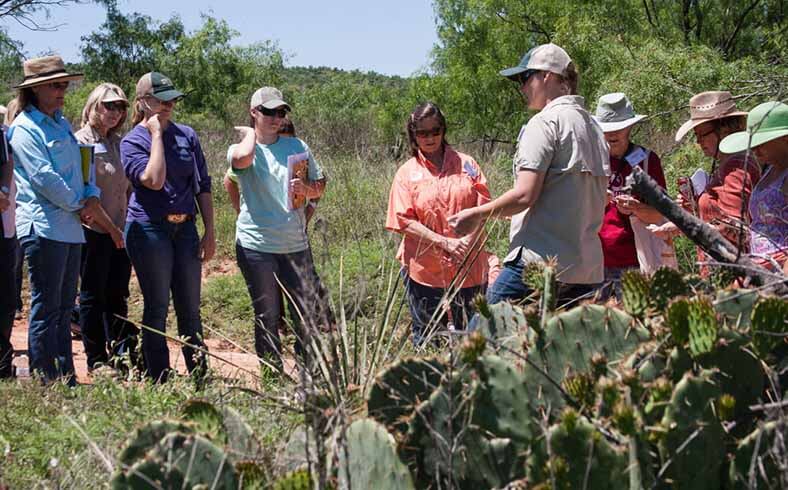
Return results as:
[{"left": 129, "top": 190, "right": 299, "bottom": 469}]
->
[
  {"left": 463, "top": 160, "right": 478, "bottom": 178},
  {"left": 625, "top": 147, "right": 648, "bottom": 167}
]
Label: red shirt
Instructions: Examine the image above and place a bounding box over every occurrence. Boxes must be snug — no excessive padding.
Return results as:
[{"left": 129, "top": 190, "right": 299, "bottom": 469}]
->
[
  {"left": 385, "top": 146, "right": 490, "bottom": 288},
  {"left": 599, "top": 146, "right": 666, "bottom": 268}
]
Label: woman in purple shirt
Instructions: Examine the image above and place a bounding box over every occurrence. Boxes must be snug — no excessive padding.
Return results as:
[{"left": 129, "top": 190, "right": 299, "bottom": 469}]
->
[{"left": 120, "top": 72, "right": 215, "bottom": 382}]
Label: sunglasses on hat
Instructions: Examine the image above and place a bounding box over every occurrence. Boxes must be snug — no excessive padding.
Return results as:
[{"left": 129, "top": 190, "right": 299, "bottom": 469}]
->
[{"left": 256, "top": 105, "right": 289, "bottom": 118}]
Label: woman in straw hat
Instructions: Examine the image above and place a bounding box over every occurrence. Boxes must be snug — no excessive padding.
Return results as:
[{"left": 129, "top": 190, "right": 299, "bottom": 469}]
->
[
  {"left": 7, "top": 56, "right": 108, "bottom": 384},
  {"left": 75, "top": 83, "right": 140, "bottom": 373},
  {"left": 720, "top": 101, "right": 788, "bottom": 274},
  {"left": 120, "top": 72, "right": 214, "bottom": 382},
  {"left": 449, "top": 43, "right": 609, "bottom": 306},
  {"left": 655, "top": 91, "right": 761, "bottom": 255},
  {"left": 593, "top": 93, "right": 668, "bottom": 298}
]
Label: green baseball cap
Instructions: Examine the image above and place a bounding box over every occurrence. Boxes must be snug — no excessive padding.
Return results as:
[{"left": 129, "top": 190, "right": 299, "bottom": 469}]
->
[
  {"left": 719, "top": 101, "right": 788, "bottom": 154},
  {"left": 136, "top": 72, "right": 184, "bottom": 102}
]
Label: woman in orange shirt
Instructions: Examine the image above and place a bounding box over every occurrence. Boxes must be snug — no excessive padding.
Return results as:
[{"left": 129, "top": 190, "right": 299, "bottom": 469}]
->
[{"left": 386, "top": 102, "right": 490, "bottom": 345}]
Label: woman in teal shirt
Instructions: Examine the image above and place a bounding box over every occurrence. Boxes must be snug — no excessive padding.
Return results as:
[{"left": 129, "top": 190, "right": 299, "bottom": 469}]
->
[
  {"left": 8, "top": 57, "right": 107, "bottom": 384},
  {"left": 228, "top": 87, "right": 332, "bottom": 370}
]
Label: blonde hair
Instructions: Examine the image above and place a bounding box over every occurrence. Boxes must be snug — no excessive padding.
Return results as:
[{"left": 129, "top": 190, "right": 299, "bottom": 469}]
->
[
  {"left": 81, "top": 83, "right": 128, "bottom": 135},
  {"left": 6, "top": 88, "right": 36, "bottom": 126},
  {"left": 4, "top": 98, "right": 20, "bottom": 126}
]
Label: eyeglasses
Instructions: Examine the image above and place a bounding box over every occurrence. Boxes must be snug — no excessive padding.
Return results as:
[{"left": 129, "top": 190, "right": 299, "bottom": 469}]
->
[
  {"left": 48, "top": 82, "right": 69, "bottom": 90},
  {"left": 102, "top": 101, "right": 127, "bottom": 112},
  {"left": 256, "top": 106, "right": 289, "bottom": 118},
  {"left": 414, "top": 126, "right": 443, "bottom": 138}
]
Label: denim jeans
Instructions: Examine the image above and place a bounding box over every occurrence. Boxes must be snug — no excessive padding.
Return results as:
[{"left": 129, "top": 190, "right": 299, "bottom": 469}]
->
[
  {"left": 20, "top": 231, "right": 81, "bottom": 384},
  {"left": 599, "top": 266, "right": 639, "bottom": 302},
  {"left": 125, "top": 220, "right": 206, "bottom": 382},
  {"left": 0, "top": 234, "right": 18, "bottom": 378},
  {"left": 486, "top": 260, "right": 600, "bottom": 307},
  {"left": 235, "top": 243, "right": 332, "bottom": 368},
  {"left": 79, "top": 227, "right": 139, "bottom": 370},
  {"left": 402, "top": 272, "right": 483, "bottom": 346}
]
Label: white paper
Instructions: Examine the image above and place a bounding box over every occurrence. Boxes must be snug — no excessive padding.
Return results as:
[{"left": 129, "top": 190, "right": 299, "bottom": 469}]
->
[
  {"left": 690, "top": 169, "right": 709, "bottom": 196},
  {"left": 2, "top": 178, "right": 15, "bottom": 238},
  {"left": 624, "top": 147, "right": 648, "bottom": 167}
]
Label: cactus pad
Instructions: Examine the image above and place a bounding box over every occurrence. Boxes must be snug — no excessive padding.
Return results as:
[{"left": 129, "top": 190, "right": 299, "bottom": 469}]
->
[
  {"left": 750, "top": 296, "right": 788, "bottom": 357},
  {"left": 621, "top": 270, "right": 651, "bottom": 318},
  {"left": 650, "top": 267, "right": 689, "bottom": 311},
  {"left": 338, "top": 418, "right": 414, "bottom": 490},
  {"left": 686, "top": 297, "right": 718, "bottom": 357}
]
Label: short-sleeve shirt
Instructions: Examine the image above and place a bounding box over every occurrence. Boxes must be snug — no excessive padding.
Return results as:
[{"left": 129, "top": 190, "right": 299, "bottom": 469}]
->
[
  {"left": 599, "top": 146, "right": 666, "bottom": 268},
  {"left": 386, "top": 146, "right": 490, "bottom": 288},
  {"left": 228, "top": 136, "right": 324, "bottom": 254},
  {"left": 506, "top": 95, "right": 610, "bottom": 284},
  {"left": 10, "top": 106, "right": 101, "bottom": 243},
  {"left": 121, "top": 122, "right": 212, "bottom": 223},
  {"left": 75, "top": 125, "right": 129, "bottom": 232}
]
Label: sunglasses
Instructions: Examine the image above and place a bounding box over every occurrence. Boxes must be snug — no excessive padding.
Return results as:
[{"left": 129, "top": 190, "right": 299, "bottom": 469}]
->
[
  {"left": 102, "top": 101, "right": 127, "bottom": 112},
  {"left": 48, "top": 81, "right": 69, "bottom": 90},
  {"left": 256, "top": 106, "right": 289, "bottom": 118},
  {"left": 414, "top": 126, "right": 443, "bottom": 138},
  {"left": 516, "top": 70, "right": 539, "bottom": 85}
]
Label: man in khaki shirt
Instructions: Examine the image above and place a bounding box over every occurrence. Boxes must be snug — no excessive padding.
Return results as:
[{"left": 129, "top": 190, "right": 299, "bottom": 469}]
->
[{"left": 449, "top": 43, "right": 609, "bottom": 306}]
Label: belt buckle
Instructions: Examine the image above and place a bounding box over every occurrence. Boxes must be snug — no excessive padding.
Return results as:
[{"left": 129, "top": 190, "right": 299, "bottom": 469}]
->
[{"left": 167, "top": 214, "right": 188, "bottom": 224}]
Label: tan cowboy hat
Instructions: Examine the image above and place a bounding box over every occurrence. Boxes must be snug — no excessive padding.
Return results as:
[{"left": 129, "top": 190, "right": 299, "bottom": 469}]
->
[
  {"left": 14, "top": 56, "right": 83, "bottom": 89},
  {"left": 674, "top": 91, "right": 747, "bottom": 142}
]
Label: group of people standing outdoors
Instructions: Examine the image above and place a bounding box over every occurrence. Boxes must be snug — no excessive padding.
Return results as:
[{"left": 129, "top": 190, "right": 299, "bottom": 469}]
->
[
  {"left": 0, "top": 56, "right": 332, "bottom": 384},
  {"left": 0, "top": 41, "right": 785, "bottom": 383},
  {"left": 388, "top": 43, "right": 787, "bottom": 344}
]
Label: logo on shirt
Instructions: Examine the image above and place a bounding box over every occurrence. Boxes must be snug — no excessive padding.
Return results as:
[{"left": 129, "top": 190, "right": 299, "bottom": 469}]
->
[
  {"left": 463, "top": 160, "right": 478, "bottom": 178},
  {"left": 410, "top": 170, "right": 423, "bottom": 182},
  {"left": 174, "top": 135, "right": 191, "bottom": 161}
]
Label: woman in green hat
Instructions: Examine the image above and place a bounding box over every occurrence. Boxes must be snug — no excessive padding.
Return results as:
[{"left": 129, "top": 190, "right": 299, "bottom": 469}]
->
[{"left": 720, "top": 101, "right": 788, "bottom": 274}]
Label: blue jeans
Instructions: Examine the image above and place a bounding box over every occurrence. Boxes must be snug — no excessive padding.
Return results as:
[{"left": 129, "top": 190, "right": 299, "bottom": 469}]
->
[
  {"left": 125, "top": 220, "right": 206, "bottom": 382},
  {"left": 402, "top": 272, "right": 483, "bottom": 345},
  {"left": 0, "top": 234, "right": 18, "bottom": 378},
  {"left": 599, "top": 266, "right": 638, "bottom": 302},
  {"left": 79, "top": 227, "right": 138, "bottom": 370},
  {"left": 235, "top": 243, "right": 332, "bottom": 368},
  {"left": 486, "top": 260, "right": 600, "bottom": 307},
  {"left": 20, "top": 232, "right": 81, "bottom": 385}
]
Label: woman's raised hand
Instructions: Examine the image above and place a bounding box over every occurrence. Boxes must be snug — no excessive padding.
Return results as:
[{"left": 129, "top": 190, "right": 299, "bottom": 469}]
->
[{"left": 144, "top": 114, "right": 162, "bottom": 135}]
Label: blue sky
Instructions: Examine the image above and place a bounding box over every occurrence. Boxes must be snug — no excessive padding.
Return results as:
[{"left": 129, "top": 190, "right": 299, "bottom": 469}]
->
[{"left": 4, "top": 0, "right": 440, "bottom": 76}]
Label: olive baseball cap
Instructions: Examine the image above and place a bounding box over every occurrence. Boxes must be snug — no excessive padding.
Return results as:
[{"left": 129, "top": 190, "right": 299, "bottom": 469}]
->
[
  {"left": 500, "top": 43, "right": 572, "bottom": 81},
  {"left": 719, "top": 101, "right": 788, "bottom": 154},
  {"left": 135, "top": 72, "right": 183, "bottom": 102},
  {"left": 250, "top": 86, "right": 291, "bottom": 110}
]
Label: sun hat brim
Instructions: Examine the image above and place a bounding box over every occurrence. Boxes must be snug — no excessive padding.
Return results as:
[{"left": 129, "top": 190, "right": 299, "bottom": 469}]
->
[
  {"left": 593, "top": 114, "right": 646, "bottom": 132},
  {"left": 674, "top": 110, "right": 748, "bottom": 142},
  {"left": 14, "top": 72, "right": 83, "bottom": 89},
  {"left": 719, "top": 128, "right": 788, "bottom": 154}
]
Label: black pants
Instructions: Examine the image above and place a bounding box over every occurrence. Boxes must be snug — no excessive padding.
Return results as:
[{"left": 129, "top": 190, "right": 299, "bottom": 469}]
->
[
  {"left": 0, "top": 233, "right": 18, "bottom": 378},
  {"left": 79, "top": 227, "right": 138, "bottom": 370}
]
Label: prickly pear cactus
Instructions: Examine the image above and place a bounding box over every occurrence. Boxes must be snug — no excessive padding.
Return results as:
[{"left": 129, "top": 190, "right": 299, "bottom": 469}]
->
[
  {"left": 526, "top": 305, "right": 651, "bottom": 411},
  {"left": 658, "top": 371, "right": 725, "bottom": 490},
  {"left": 749, "top": 296, "right": 788, "bottom": 357},
  {"left": 151, "top": 433, "right": 238, "bottom": 488},
  {"left": 366, "top": 357, "right": 445, "bottom": 435},
  {"left": 526, "top": 409, "right": 629, "bottom": 489},
  {"left": 665, "top": 298, "right": 691, "bottom": 345},
  {"left": 621, "top": 270, "right": 651, "bottom": 318},
  {"left": 181, "top": 398, "right": 260, "bottom": 460},
  {"left": 236, "top": 460, "right": 268, "bottom": 490},
  {"left": 404, "top": 356, "right": 536, "bottom": 489},
  {"left": 686, "top": 297, "right": 718, "bottom": 357},
  {"left": 473, "top": 300, "right": 528, "bottom": 348},
  {"left": 650, "top": 267, "right": 689, "bottom": 311},
  {"left": 115, "top": 420, "right": 194, "bottom": 467},
  {"left": 728, "top": 420, "right": 786, "bottom": 489},
  {"left": 714, "top": 289, "right": 758, "bottom": 328},
  {"left": 338, "top": 419, "right": 414, "bottom": 490},
  {"left": 112, "top": 456, "right": 186, "bottom": 489}
]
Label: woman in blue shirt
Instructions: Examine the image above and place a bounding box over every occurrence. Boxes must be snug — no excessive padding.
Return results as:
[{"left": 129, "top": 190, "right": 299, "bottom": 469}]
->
[
  {"left": 121, "top": 72, "right": 215, "bottom": 382},
  {"left": 8, "top": 56, "right": 108, "bottom": 384},
  {"left": 228, "top": 87, "right": 331, "bottom": 371}
]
